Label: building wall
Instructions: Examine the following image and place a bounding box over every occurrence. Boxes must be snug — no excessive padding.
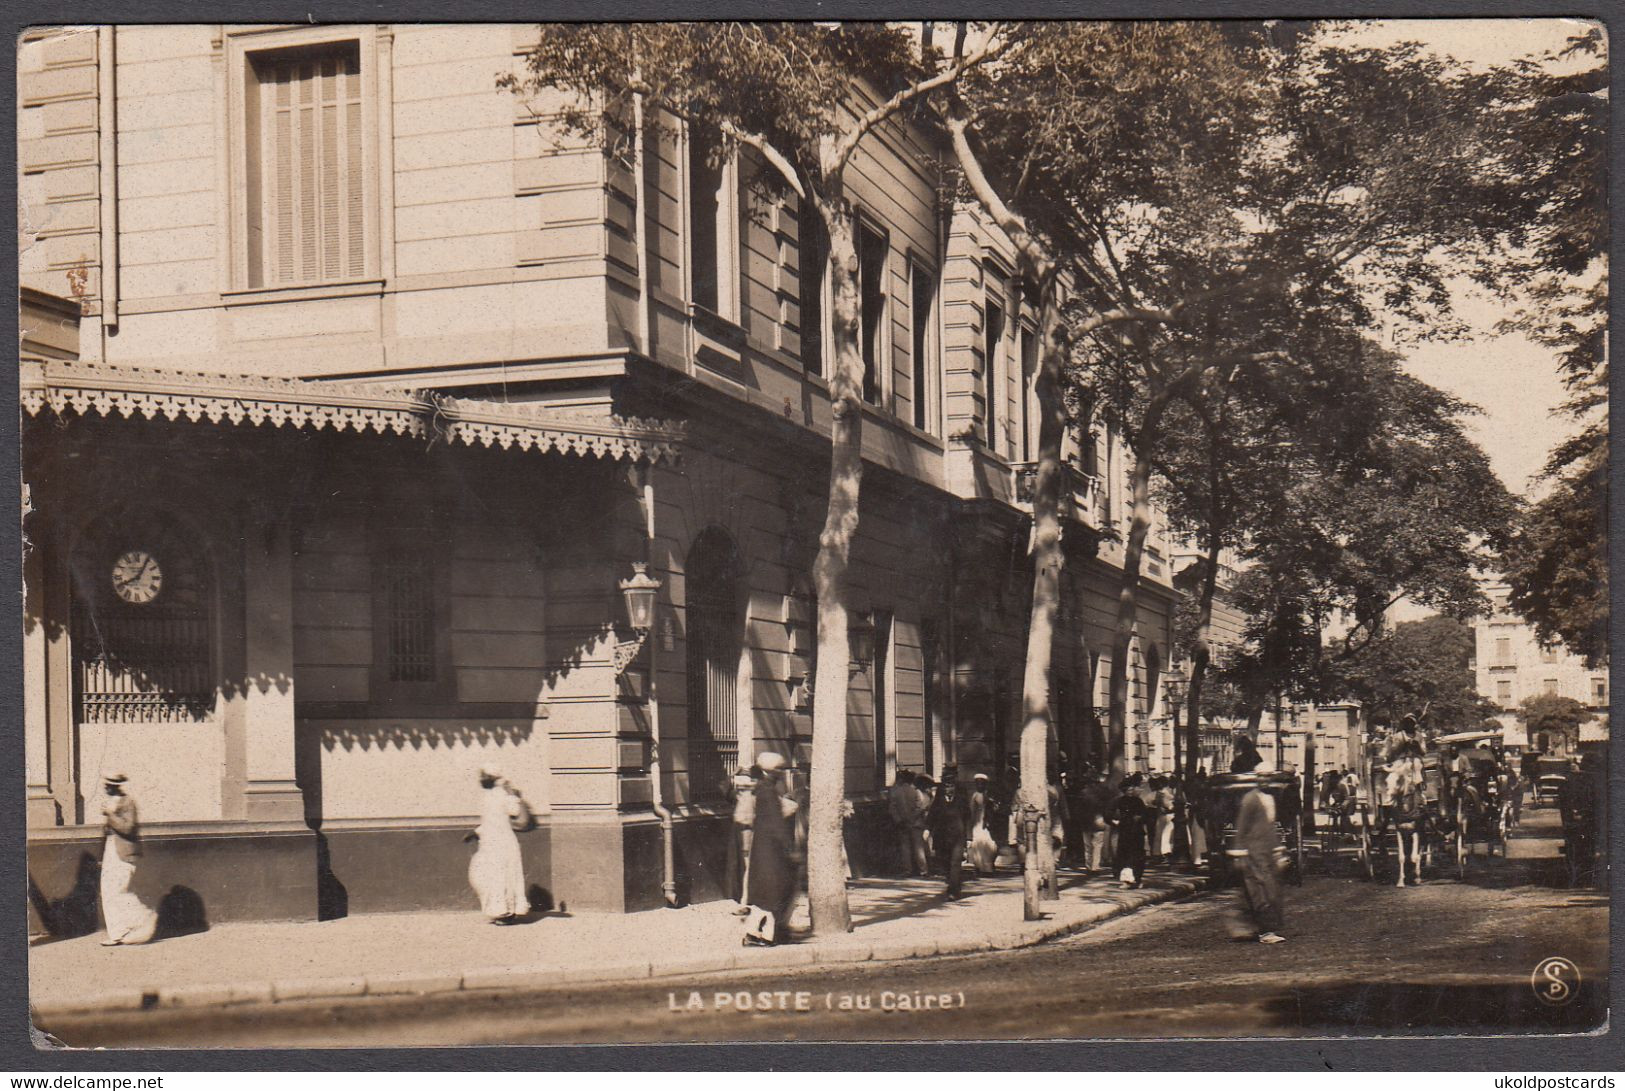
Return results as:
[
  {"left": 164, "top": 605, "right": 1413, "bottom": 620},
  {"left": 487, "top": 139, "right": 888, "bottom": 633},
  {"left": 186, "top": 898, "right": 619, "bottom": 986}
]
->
[
  {"left": 23, "top": 23, "right": 1193, "bottom": 916},
  {"left": 1474, "top": 582, "right": 1608, "bottom": 717}
]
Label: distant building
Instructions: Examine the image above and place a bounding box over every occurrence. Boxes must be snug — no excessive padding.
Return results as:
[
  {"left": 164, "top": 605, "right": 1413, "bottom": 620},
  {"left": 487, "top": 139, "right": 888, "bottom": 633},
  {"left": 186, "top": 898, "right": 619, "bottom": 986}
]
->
[{"left": 1473, "top": 581, "right": 1607, "bottom": 754}]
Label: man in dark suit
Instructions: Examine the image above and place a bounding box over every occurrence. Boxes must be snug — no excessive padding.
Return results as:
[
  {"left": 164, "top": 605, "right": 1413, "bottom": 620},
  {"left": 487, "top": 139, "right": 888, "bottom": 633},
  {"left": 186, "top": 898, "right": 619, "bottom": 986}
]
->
[{"left": 928, "top": 765, "right": 973, "bottom": 898}]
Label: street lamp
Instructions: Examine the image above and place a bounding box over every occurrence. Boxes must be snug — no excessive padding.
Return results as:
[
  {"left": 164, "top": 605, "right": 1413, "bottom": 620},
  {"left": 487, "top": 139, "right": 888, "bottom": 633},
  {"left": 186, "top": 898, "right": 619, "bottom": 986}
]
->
[
  {"left": 614, "top": 562, "right": 661, "bottom": 675},
  {"left": 848, "top": 611, "right": 877, "bottom": 669}
]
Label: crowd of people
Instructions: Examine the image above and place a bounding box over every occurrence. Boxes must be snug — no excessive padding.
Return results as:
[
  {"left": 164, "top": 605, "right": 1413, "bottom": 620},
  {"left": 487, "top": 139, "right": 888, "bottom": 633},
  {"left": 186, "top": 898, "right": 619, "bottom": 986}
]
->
[{"left": 85, "top": 727, "right": 1601, "bottom": 952}]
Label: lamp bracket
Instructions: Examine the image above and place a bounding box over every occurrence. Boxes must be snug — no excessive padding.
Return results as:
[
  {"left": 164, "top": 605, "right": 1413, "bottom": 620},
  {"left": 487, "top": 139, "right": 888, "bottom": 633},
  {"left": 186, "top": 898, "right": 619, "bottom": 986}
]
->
[{"left": 614, "top": 629, "right": 650, "bottom": 676}]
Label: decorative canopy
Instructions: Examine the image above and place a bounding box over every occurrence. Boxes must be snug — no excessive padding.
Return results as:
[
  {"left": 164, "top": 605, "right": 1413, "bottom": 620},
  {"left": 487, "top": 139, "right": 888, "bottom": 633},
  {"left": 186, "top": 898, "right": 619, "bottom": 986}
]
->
[{"left": 20, "top": 361, "right": 683, "bottom": 464}]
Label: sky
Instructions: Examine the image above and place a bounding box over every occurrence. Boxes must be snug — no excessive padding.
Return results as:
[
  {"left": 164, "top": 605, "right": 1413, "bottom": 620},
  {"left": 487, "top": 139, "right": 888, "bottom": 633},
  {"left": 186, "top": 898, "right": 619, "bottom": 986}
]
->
[{"left": 1329, "top": 18, "right": 1604, "bottom": 501}]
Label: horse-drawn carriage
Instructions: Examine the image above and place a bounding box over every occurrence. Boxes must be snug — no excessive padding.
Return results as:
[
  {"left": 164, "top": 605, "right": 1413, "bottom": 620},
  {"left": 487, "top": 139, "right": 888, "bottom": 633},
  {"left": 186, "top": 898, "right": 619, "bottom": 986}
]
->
[
  {"left": 1205, "top": 771, "right": 1305, "bottom": 887},
  {"left": 1436, "top": 731, "right": 1513, "bottom": 873},
  {"left": 1364, "top": 729, "right": 1512, "bottom": 883}
]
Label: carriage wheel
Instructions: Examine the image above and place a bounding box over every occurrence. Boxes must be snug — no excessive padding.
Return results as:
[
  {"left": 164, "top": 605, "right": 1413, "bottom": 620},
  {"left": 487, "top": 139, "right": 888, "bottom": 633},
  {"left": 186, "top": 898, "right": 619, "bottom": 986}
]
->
[
  {"left": 1455, "top": 798, "right": 1468, "bottom": 880},
  {"left": 1358, "top": 812, "right": 1373, "bottom": 880}
]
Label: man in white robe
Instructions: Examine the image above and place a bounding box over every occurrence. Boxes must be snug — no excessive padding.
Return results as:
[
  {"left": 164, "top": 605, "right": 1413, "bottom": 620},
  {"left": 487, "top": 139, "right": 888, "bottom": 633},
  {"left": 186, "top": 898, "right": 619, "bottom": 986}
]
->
[
  {"left": 99, "top": 773, "right": 157, "bottom": 946},
  {"left": 467, "top": 766, "right": 530, "bottom": 923}
]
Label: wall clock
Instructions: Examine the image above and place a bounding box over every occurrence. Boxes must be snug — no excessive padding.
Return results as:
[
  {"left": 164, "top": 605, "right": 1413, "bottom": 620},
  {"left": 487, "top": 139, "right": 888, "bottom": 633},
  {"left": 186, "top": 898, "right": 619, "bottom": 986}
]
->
[{"left": 111, "top": 549, "right": 163, "bottom": 605}]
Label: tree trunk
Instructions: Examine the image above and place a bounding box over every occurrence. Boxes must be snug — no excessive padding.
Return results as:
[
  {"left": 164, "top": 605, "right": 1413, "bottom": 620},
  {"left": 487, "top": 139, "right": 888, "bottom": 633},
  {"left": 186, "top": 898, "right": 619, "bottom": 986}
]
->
[
  {"left": 1019, "top": 284, "right": 1068, "bottom": 913},
  {"left": 1106, "top": 401, "right": 1170, "bottom": 784},
  {"left": 1183, "top": 535, "right": 1223, "bottom": 777},
  {"left": 806, "top": 206, "right": 863, "bottom": 937}
]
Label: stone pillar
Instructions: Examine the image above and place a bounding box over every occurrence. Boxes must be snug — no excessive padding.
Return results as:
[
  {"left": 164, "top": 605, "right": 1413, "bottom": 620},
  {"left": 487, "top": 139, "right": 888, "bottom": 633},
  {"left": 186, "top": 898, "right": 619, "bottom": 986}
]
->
[
  {"left": 24, "top": 540, "right": 58, "bottom": 826},
  {"left": 241, "top": 515, "right": 303, "bottom": 821},
  {"left": 44, "top": 548, "right": 78, "bottom": 824}
]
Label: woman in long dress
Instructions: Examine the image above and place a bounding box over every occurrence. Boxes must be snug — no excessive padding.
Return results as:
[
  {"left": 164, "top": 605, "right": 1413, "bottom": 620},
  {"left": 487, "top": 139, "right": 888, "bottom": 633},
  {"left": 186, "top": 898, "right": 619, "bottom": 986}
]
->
[
  {"left": 467, "top": 766, "right": 530, "bottom": 923},
  {"left": 99, "top": 773, "right": 157, "bottom": 946},
  {"left": 744, "top": 752, "right": 797, "bottom": 945}
]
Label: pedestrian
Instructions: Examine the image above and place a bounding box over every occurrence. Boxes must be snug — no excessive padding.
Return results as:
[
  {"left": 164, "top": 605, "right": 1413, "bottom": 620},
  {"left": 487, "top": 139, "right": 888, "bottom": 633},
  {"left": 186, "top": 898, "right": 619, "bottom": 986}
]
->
[
  {"left": 1231, "top": 733, "right": 1264, "bottom": 773},
  {"left": 466, "top": 766, "right": 530, "bottom": 924},
  {"left": 1075, "top": 769, "right": 1114, "bottom": 875},
  {"left": 98, "top": 773, "right": 157, "bottom": 946},
  {"left": 744, "top": 752, "right": 798, "bottom": 946},
  {"left": 968, "top": 773, "right": 999, "bottom": 874},
  {"left": 1186, "top": 766, "right": 1210, "bottom": 867},
  {"left": 888, "top": 771, "right": 927, "bottom": 876},
  {"left": 1152, "top": 774, "right": 1177, "bottom": 862},
  {"left": 1049, "top": 764, "right": 1071, "bottom": 864},
  {"left": 727, "top": 767, "right": 757, "bottom": 914},
  {"left": 927, "top": 765, "right": 974, "bottom": 898},
  {"left": 1229, "top": 766, "right": 1287, "bottom": 944},
  {"left": 1110, "top": 773, "right": 1151, "bottom": 887},
  {"left": 912, "top": 774, "right": 936, "bottom": 870}
]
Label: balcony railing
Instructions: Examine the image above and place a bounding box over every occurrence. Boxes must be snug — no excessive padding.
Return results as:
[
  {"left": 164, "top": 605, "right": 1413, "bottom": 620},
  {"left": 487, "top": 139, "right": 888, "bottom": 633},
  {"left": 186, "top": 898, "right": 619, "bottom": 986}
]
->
[{"left": 1011, "top": 461, "right": 1105, "bottom": 529}]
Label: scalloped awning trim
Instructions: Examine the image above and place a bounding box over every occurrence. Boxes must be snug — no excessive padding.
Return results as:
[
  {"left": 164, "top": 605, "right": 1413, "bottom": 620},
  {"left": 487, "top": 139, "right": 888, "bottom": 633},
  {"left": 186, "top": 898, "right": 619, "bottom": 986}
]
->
[{"left": 20, "top": 361, "right": 684, "bottom": 464}]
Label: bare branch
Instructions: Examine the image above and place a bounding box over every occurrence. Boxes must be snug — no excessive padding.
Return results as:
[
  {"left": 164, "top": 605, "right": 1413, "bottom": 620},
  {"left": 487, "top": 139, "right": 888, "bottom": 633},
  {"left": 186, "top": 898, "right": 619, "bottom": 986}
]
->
[{"left": 828, "top": 31, "right": 1009, "bottom": 178}]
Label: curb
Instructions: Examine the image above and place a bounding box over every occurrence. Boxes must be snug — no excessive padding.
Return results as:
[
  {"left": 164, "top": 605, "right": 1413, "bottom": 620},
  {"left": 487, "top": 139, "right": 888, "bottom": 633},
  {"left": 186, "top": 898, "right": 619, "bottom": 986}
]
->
[{"left": 32, "top": 875, "right": 1205, "bottom": 1020}]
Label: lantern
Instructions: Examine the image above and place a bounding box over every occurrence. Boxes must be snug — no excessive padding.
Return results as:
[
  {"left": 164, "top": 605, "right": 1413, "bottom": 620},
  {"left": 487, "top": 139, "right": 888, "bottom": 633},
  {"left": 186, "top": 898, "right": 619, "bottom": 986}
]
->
[
  {"left": 619, "top": 562, "right": 661, "bottom": 632},
  {"left": 848, "top": 611, "right": 877, "bottom": 666}
]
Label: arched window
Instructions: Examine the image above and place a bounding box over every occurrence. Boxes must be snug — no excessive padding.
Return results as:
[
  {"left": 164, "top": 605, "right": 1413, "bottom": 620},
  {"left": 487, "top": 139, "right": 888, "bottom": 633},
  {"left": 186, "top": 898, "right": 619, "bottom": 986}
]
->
[{"left": 685, "top": 527, "right": 742, "bottom": 801}]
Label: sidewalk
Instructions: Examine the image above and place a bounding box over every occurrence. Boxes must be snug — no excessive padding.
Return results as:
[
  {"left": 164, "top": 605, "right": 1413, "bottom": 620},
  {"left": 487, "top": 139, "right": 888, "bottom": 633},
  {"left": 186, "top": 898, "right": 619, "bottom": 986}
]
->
[{"left": 29, "top": 865, "right": 1206, "bottom": 1017}]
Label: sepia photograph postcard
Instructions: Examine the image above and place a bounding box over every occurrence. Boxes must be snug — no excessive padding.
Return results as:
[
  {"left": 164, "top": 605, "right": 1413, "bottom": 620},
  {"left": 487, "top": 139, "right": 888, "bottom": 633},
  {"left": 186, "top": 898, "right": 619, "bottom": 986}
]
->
[{"left": 16, "top": 15, "right": 1611, "bottom": 1052}]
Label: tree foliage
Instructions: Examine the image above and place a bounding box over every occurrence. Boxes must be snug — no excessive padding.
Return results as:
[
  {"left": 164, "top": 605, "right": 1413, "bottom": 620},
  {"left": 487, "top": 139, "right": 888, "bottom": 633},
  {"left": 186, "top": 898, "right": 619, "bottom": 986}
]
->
[
  {"left": 1491, "top": 27, "right": 1609, "bottom": 665},
  {"left": 1329, "top": 615, "right": 1497, "bottom": 732},
  {"left": 1516, "top": 692, "right": 1595, "bottom": 750}
]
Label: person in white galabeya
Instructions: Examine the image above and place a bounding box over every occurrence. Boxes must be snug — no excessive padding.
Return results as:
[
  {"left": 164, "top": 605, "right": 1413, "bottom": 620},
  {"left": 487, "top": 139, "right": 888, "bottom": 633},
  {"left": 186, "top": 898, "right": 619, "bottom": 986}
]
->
[
  {"left": 99, "top": 772, "right": 158, "bottom": 946},
  {"left": 467, "top": 766, "right": 530, "bottom": 924}
]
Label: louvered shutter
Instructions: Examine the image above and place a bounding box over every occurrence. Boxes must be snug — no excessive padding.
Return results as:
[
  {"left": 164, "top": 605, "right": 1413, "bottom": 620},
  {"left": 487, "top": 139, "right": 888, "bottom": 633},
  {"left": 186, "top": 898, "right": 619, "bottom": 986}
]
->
[{"left": 253, "top": 45, "right": 366, "bottom": 287}]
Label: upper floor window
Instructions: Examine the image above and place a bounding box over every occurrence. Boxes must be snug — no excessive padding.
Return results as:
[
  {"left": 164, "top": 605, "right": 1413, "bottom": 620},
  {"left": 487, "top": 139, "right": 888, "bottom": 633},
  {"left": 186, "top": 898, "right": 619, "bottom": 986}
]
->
[
  {"left": 797, "top": 198, "right": 827, "bottom": 376},
  {"left": 982, "top": 293, "right": 1006, "bottom": 451},
  {"left": 1019, "top": 326, "right": 1038, "bottom": 462},
  {"left": 909, "top": 260, "right": 936, "bottom": 433},
  {"left": 244, "top": 41, "right": 369, "bottom": 289},
  {"left": 1540, "top": 644, "right": 1558, "bottom": 664},
  {"left": 858, "top": 221, "right": 889, "bottom": 406},
  {"left": 1496, "top": 680, "right": 1512, "bottom": 703},
  {"left": 1495, "top": 637, "right": 1512, "bottom": 664},
  {"left": 687, "top": 129, "right": 739, "bottom": 321}
]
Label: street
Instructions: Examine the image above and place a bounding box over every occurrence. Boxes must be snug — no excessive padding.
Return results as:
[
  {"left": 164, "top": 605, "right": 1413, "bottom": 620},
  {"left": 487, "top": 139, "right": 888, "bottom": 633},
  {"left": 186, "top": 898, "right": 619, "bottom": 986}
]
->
[{"left": 40, "top": 811, "right": 1606, "bottom": 1047}]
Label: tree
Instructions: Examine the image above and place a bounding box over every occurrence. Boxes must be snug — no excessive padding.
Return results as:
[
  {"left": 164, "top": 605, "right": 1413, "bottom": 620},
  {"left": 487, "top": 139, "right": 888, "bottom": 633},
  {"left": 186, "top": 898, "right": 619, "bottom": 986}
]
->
[
  {"left": 507, "top": 23, "right": 1003, "bottom": 935},
  {"left": 1331, "top": 615, "right": 1497, "bottom": 733},
  {"left": 943, "top": 19, "right": 1265, "bottom": 910},
  {"left": 1516, "top": 692, "right": 1594, "bottom": 753},
  {"left": 1492, "top": 28, "right": 1609, "bottom": 667},
  {"left": 1212, "top": 339, "right": 1518, "bottom": 729},
  {"left": 1035, "top": 26, "right": 1561, "bottom": 780},
  {"left": 953, "top": 22, "right": 1286, "bottom": 783}
]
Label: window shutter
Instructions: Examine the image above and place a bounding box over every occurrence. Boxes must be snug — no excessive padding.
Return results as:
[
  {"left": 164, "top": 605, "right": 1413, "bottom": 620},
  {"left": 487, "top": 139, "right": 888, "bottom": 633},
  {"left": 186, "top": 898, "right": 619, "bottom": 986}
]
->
[{"left": 253, "top": 43, "right": 366, "bottom": 288}]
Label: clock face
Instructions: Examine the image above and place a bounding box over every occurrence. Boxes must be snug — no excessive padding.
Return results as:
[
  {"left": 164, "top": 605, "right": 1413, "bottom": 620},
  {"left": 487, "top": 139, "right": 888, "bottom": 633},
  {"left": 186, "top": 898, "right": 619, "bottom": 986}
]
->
[{"left": 111, "top": 550, "right": 163, "bottom": 605}]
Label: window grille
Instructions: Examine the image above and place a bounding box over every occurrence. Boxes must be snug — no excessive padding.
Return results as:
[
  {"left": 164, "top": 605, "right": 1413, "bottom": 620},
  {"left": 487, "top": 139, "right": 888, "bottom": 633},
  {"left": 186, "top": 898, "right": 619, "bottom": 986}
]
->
[
  {"left": 380, "top": 548, "right": 436, "bottom": 683},
  {"left": 73, "top": 609, "right": 213, "bottom": 723},
  {"left": 686, "top": 597, "right": 738, "bottom": 800}
]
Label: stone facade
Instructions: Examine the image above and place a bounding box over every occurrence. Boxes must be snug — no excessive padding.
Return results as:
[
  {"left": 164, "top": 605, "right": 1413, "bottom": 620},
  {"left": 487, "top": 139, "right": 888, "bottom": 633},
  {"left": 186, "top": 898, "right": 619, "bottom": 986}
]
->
[{"left": 1474, "top": 581, "right": 1608, "bottom": 752}]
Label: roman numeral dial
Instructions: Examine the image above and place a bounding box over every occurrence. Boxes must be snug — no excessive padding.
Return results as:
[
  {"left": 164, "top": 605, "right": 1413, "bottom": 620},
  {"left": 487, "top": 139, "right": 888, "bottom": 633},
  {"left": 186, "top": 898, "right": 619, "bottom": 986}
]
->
[{"left": 111, "top": 550, "right": 163, "bottom": 605}]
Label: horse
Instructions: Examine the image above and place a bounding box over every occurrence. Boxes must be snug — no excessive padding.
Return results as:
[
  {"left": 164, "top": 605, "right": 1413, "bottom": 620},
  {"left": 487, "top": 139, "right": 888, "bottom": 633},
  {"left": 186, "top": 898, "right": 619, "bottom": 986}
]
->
[{"left": 1384, "top": 755, "right": 1427, "bottom": 888}]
